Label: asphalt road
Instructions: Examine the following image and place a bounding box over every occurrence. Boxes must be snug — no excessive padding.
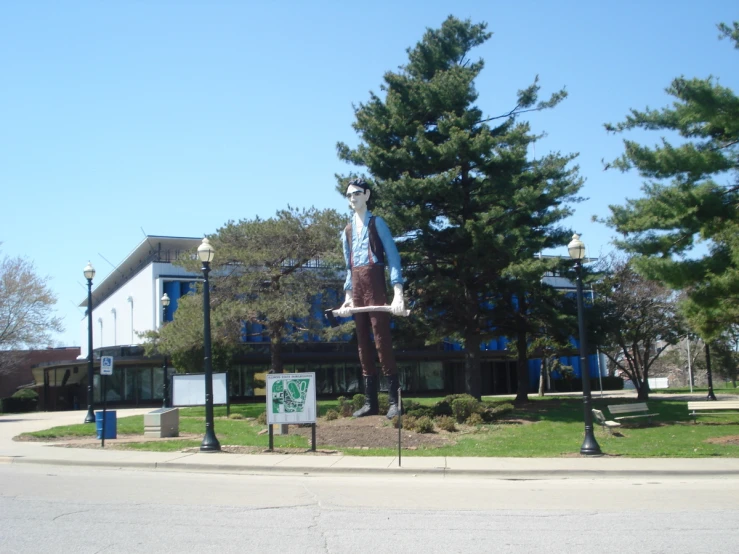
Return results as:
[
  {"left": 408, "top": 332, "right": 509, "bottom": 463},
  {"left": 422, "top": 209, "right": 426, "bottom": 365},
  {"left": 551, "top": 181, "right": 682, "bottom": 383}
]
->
[{"left": 1, "top": 464, "right": 737, "bottom": 553}]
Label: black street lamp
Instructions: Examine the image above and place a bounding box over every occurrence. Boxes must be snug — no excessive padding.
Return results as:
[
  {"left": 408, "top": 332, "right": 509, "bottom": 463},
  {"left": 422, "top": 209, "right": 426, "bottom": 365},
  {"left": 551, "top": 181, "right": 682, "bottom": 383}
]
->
[
  {"left": 83, "top": 262, "right": 96, "bottom": 424},
  {"left": 568, "top": 234, "right": 602, "bottom": 456},
  {"left": 161, "top": 292, "right": 171, "bottom": 408},
  {"left": 198, "top": 238, "right": 220, "bottom": 452}
]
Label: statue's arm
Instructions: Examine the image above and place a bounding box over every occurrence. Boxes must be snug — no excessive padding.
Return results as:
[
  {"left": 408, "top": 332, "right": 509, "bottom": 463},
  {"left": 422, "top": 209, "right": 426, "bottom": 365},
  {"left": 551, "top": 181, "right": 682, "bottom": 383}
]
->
[
  {"left": 375, "top": 217, "right": 405, "bottom": 315},
  {"left": 337, "top": 229, "right": 354, "bottom": 317}
]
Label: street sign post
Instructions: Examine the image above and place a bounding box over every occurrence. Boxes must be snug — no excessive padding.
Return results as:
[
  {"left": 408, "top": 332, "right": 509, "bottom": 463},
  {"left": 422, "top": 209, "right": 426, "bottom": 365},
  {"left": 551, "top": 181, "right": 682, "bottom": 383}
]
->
[
  {"left": 99, "top": 356, "right": 114, "bottom": 447},
  {"left": 100, "top": 356, "right": 114, "bottom": 376}
]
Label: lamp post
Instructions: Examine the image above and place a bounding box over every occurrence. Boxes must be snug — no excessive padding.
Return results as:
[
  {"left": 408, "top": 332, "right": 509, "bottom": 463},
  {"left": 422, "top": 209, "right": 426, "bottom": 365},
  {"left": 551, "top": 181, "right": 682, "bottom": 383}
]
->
[
  {"left": 705, "top": 343, "right": 717, "bottom": 401},
  {"left": 161, "top": 292, "right": 171, "bottom": 408},
  {"left": 83, "top": 262, "right": 96, "bottom": 424},
  {"left": 567, "top": 234, "right": 602, "bottom": 456},
  {"left": 198, "top": 238, "right": 220, "bottom": 452}
]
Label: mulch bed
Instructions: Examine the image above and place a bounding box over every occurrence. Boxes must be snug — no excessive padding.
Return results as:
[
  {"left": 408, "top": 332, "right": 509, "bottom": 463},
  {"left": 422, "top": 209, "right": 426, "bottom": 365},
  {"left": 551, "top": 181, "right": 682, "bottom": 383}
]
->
[{"left": 290, "top": 414, "right": 457, "bottom": 450}]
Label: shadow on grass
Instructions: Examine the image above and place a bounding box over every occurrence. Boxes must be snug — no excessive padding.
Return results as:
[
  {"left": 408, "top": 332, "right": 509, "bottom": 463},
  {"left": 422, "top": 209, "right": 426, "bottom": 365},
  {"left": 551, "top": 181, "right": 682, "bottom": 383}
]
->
[{"left": 499, "top": 397, "right": 716, "bottom": 426}]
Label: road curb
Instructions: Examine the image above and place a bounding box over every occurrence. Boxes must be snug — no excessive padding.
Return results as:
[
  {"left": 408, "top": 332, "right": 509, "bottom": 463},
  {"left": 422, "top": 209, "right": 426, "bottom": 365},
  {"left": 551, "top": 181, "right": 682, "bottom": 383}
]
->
[
  {"left": 5, "top": 456, "right": 739, "bottom": 479},
  {"left": 4, "top": 457, "right": 159, "bottom": 471}
]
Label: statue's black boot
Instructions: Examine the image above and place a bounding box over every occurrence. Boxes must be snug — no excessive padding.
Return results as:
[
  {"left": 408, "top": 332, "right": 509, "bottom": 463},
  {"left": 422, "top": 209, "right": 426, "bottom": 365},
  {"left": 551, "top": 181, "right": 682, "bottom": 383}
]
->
[
  {"left": 386, "top": 374, "right": 401, "bottom": 419},
  {"left": 353, "top": 375, "right": 379, "bottom": 417}
]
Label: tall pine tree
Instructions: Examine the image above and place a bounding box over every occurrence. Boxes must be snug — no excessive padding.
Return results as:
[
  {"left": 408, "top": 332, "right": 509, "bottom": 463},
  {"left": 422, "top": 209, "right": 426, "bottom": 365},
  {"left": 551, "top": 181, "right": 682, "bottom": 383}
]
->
[
  {"left": 337, "top": 16, "right": 583, "bottom": 399},
  {"left": 603, "top": 22, "right": 739, "bottom": 341}
]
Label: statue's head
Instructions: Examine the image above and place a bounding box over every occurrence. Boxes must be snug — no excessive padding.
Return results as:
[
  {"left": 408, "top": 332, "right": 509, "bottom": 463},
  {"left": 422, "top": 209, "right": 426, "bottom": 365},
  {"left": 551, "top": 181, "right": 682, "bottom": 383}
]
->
[{"left": 346, "top": 178, "right": 371, "bottom": 212}]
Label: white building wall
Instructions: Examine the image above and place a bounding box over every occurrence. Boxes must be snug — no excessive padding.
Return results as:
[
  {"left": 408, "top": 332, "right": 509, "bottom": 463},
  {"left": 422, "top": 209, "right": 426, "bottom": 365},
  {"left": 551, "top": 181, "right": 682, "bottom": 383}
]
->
[
  {"left": 78, "top": 261, "right": 201, "bottom": 359},
  {"left": 79, "top": 265, "right": 155, "bottom": 358}
]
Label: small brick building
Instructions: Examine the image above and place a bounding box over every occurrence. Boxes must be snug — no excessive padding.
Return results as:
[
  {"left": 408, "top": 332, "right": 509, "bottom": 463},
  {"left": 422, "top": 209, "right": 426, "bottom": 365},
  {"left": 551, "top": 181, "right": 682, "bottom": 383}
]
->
[{"left": 0, "top": 347, "right": 81, "bottom": 402}]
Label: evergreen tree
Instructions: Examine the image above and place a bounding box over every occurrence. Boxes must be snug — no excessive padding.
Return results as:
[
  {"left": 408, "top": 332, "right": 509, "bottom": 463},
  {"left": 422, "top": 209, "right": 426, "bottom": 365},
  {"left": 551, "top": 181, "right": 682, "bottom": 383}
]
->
[
  {"left": 337, "top": 16, "right": 583, "bottom": 399},
  {"left": 602, "top": 21, "right": 739, "bottom": 341},
  {"left": 147, "top": 207, "right": 347, "bottom": 373}
]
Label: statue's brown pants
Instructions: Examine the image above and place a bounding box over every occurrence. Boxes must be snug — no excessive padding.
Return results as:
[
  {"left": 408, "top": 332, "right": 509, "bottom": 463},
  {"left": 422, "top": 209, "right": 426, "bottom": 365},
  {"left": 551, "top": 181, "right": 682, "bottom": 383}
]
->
[{"left": 351, "top": 264, "right": 397, "bottom": 377}]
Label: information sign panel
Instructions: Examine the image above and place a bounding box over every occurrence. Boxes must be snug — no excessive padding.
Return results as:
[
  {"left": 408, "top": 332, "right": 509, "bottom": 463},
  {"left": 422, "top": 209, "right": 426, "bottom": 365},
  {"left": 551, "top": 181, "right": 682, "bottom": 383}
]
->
[
  {"left": 266, "top": 373, "right": 316, "bottom": 424},
  {"left": 171, "top": 373, "right": 228, "bottom": 406}
]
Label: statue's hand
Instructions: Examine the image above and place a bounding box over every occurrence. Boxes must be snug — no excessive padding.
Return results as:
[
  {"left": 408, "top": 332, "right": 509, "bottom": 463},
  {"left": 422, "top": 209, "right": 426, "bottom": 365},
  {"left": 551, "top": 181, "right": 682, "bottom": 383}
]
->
[
  {"left": 390, "top": 285, "right": 405, "bottom": 316},
  {"left": 336, "top": 299, "right": 354, "bottom": 318}
]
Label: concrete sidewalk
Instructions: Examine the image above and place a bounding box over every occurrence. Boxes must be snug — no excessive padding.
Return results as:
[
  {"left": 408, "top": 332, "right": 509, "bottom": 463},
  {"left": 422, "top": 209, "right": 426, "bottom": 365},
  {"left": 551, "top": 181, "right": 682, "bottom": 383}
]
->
[{"left": 2, "top": 408, "right": 739, "bottom": 479}]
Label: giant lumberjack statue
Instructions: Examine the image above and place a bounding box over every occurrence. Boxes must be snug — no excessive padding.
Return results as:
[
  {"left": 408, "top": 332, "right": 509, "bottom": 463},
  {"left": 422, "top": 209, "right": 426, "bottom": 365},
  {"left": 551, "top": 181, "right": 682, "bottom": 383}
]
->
[{"left": 336, "top": 178, "right": 407, "bottom": 419}]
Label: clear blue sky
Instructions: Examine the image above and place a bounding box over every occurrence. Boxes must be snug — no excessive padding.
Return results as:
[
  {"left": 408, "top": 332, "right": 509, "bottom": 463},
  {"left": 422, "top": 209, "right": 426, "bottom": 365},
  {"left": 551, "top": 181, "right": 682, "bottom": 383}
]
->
[{"left": 1, "top": 1, "right": 737, "bottom": 348}]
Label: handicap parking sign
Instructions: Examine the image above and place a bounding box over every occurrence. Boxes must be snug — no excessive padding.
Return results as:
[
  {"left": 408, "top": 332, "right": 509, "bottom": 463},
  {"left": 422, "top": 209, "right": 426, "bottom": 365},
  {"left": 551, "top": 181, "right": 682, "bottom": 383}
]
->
[{"left": 101, "top": 356, "right": 114, "bottom": 375}]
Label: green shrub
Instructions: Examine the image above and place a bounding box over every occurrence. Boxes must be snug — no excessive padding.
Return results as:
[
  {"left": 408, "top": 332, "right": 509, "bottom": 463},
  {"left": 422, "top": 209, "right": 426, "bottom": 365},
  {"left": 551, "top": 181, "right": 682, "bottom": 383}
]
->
[
  {"left": 389, "top": 415, "right": 401, "bottom": 428},
  {"left": 352, "top": 394, "right": 365, "bottom": 411},
  {"left": 256, "top": 411, "right": 267, "bottom": 425},
  {"left": 325, "top": 409, "right": 339, "bottom": 421},
  {"left": 402, "top": 415, "right": 418, "bottom": 431},
  {"left": 451, "top": 395, "right": 480, "bottom": 423},
  {"left": 1, "top": 396, "right": 37, "bottom": 413},
  {"left": 466, "top": 412, "right": 484, "bottom": 425},
  {"left": 415, "top": 416, "right": 434, "bottom": 434},
  {"left": 492, "top": 402, "right": 514, "bottom": 416},
  {"left": 405, "top": 403, "right": 435, "bottom": 419},
  {"left": 435, "top": 415, "right": 457, "bottom": 432},
  {"left": 480, "top": 402, "right": 514, "bottom": 422},
  {"left": 403, "top": 399, "right": 434, "bottom": 418},
  {"left": 228, "top": 412, "right": 245, "bottom": 419},
  {"left": 432, "top": 400, "right": 453, "bottom": 417},
  {"left": 402, "top": 399, "right": 421, "bottom": 412},
  {"left": 336, "top": 396, "right": 353, "bottom": 417},
  {"left": 12, "top": 389, "right": 38, "bottom": 399},
  {"left": 442, "top": 393, "right": 476, "bottom": 404},
  {"left": 378, "top": 393, "right": 389, "bottom": 414}
]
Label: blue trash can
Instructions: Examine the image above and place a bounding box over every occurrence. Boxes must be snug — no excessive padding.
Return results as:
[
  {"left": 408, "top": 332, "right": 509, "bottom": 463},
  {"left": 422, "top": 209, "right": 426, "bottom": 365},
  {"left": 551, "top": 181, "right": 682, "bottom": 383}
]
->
[{"left": 95, "top": 411, "right": 117, "bottom": 439}]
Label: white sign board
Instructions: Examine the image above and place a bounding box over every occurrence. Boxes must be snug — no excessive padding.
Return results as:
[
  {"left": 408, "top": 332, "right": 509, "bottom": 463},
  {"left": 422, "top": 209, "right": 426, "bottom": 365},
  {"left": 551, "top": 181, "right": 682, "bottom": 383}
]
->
[
  {"left": 100, "top": 356, "right": 114, "bottom": 376},
  {"left": 624, "top": 377, "right": 669, "bottom": 390},
  {"left": 266, "top": 373, "right": 316, "bottom": 424},
  {"left": 171, "top": 373, "right": 228, "bottom": 406}
]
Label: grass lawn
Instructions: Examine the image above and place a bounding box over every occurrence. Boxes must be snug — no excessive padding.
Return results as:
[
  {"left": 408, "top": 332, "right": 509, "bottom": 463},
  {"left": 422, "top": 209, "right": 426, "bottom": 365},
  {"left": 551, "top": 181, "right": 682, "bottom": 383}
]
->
[
  {"left": 21, "top": 395, "right": 739, "bottom": 458},
  {"left": 651, "top": 384, "right": 738, "bottom": 395}
]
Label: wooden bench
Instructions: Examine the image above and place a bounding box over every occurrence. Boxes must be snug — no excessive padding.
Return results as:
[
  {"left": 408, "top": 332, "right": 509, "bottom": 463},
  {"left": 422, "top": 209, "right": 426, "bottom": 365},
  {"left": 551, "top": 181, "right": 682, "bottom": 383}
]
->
[
  {"left": 592, "top": 409, "right": 621, "bottom": 435},
  {"left": 687, "top": 400, "right": 739, "bottom": 423},
  {"left": 607, "top": 403, "right": 659, "bottom": 424}
]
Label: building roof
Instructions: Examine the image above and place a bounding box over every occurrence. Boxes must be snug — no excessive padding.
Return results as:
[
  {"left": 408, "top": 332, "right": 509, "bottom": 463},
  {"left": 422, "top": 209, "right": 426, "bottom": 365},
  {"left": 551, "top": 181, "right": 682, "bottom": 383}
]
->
[{"left": 79, "top": 235, "right": 201, "bottom": 309}]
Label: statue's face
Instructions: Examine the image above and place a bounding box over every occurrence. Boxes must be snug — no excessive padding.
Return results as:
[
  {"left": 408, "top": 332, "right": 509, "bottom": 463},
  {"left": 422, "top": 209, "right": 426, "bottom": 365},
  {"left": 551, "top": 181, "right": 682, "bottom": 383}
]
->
[{"left": 346, "top": 184, "right": 369, "bottom": 212}]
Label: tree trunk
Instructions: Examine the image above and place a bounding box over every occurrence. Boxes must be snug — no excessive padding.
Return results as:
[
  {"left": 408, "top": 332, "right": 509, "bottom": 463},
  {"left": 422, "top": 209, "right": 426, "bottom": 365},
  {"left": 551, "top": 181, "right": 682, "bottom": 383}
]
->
[
  {"left": 464, "top": 333, "right": 482, "bottom": 400},
  {"left": 514, "top": 330, "right": 529, "bottom": 404},
  {"left": 269, "top": 325, "right": 288, "bottom": 434},
  {"left": 538, "top": 357, "right": 546, "bottom": 397},
  {"left": 637, "top": 361, "right": 651, "bottom": 401},
  {"left": 269, "top": 325, "right": 284, "bottom": 373}
]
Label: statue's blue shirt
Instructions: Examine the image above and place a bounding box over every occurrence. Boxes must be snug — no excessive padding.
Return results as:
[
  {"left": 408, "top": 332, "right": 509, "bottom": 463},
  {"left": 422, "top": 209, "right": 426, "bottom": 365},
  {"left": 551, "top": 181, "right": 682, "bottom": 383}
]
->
[{"left": 342, "top": 211, "right": 404, "bottom": 291}]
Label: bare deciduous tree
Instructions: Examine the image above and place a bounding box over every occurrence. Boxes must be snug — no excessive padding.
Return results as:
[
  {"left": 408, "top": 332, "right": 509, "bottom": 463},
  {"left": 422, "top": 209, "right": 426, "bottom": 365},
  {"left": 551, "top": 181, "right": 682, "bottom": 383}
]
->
[
  {"left": 591, "top": 256, "right": 684, "bottom": 400},
  {"left": 0, "top": 350, "right": 29, "bottom": 377},
  {"left": 0, "top": 251, "right": 63, "bottom": 351}
]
